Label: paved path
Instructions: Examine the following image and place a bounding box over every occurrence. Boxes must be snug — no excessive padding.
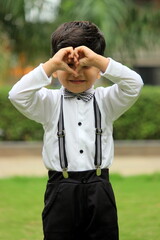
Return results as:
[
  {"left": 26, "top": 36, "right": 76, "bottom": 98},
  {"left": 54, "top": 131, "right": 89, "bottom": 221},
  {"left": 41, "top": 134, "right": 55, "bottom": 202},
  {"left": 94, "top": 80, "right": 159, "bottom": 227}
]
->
[
  {"left": 0, "top": 141, "right": 159, "bottom": 177},
  {"left": 0, "top": 155, "right": 160, "bottom": 178}
]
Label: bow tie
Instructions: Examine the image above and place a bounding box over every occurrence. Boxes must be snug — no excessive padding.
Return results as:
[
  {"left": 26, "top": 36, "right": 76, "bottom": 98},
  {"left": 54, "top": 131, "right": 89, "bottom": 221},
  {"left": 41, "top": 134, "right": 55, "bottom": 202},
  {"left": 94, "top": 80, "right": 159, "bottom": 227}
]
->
[{"left": 63, "top": 89, "right": 94, "bottom": 102}]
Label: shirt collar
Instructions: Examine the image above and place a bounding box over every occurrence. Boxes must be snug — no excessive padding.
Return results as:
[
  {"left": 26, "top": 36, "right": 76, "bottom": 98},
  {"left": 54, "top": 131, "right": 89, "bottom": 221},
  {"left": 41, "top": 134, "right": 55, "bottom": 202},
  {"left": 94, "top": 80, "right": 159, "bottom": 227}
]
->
[{"left": 61, "top": 86, "right": 95, "bottom": 95}]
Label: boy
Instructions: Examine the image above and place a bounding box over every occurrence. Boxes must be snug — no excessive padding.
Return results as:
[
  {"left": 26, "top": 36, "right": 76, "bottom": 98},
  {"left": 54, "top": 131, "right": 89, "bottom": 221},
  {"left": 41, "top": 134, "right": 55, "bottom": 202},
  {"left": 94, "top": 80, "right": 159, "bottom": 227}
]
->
[{"left": 9, "top": 21, "right": 143, "bottom": 240}]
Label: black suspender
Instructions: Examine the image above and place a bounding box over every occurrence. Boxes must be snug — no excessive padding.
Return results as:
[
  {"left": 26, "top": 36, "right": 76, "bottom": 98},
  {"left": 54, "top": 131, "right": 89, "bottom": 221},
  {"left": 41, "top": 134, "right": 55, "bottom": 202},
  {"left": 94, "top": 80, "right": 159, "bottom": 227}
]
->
[
  {"left": 57, "top": 96, "right": 68, "bottom": 178},
  {"left": 94, "top": 96, "right": 102, "bottom": 176},
  {"left": 57, "top": 95, "right": 103, "bottom": 178}
]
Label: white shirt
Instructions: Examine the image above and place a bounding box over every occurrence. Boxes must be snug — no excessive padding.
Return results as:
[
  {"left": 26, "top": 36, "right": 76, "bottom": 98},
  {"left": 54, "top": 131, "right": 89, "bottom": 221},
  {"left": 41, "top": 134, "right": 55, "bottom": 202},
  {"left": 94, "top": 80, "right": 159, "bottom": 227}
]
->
[{"left": 9, "top": 58, "right": 143, "bottom": 171}]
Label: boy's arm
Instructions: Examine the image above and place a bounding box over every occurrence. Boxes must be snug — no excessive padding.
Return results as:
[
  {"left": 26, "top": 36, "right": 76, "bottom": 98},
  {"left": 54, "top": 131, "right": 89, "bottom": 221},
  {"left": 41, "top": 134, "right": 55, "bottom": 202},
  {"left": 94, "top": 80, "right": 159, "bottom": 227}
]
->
[
  {"left": 9, "top": 64, "right": 54, "bottom": 124},
  {"left": 75, "top": 46, "right": 143, "bottom": 121},
  {"left": 99, "top": 58, "right": 143, "bottom": 121},
  {"left": 9, "top": 47, "right": 78, "bottom": 124}
]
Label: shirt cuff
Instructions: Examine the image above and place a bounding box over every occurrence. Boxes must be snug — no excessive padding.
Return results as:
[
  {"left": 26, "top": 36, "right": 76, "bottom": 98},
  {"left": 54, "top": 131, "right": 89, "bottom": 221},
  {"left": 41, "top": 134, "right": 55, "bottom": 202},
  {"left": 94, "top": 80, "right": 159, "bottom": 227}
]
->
[
  {"left": 100, "top": 58, "right": 123, "bottom": 83},
  {"left": 39, "top": 64, "right": 53, "bottom": 84}
]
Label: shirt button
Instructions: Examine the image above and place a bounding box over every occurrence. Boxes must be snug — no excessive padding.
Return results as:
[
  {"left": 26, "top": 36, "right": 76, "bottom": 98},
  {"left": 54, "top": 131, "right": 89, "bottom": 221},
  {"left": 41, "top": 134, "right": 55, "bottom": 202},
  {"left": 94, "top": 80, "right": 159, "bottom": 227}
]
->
[
  {"left": 80, "top": 150, "right": 83, "bottom": 154},
  {"left": 78, "top": 122, "right": 82, "bottom": 126}
]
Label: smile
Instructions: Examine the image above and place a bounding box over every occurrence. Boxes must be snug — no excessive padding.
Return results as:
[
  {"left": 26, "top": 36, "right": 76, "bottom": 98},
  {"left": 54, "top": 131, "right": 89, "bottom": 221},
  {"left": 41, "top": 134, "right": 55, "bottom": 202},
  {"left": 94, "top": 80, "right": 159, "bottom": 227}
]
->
[{"left": 69, "top": 80, "right": 86, "bottom": 84}]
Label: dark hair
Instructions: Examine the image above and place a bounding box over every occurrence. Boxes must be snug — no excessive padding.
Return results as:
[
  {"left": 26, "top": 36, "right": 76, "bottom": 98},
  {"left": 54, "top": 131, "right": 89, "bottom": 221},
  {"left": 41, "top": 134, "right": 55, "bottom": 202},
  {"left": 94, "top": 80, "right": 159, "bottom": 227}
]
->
[{"left": 51, "top": 21, "right": 106, "bottom": 56}]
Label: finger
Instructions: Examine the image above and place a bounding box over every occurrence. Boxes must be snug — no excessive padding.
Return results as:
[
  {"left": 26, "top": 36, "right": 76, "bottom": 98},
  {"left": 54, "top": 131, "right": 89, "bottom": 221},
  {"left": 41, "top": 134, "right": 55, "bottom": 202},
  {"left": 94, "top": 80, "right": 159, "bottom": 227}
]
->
[
  {"left": 76, "top": 60, "right": 85, "bottom": 72},
  {"left": 73, "top": 55, "right": 79, "bottom": 66},
  {"left": 75, "top": 46, "right": 85, "bottom": 53},
  {"left": 74, "top": 46, "right": 87, "bottom": 57},
  {"left": 74, "top": 47, "right": 83, "bottom": 61},
  {"left": 73, "top": 48, "right": 80, "bottom": 58},
  {"left": 62, "top": 47, "right": 74, "bottom": 61},
  {"left": 76, "top": 57, "right": 92, "bottom": 72},
  {"left": 68, "top": 50, "right": 74, "bottom": 60},
  {"left": 76, "top": 64, "right": 82, "bottom": 73},
  {"left": 63, "top": 63, "right": 78, "bottom": 77},
  {"left": 60, "top": 48, "right": 75, "bottom": 66}
]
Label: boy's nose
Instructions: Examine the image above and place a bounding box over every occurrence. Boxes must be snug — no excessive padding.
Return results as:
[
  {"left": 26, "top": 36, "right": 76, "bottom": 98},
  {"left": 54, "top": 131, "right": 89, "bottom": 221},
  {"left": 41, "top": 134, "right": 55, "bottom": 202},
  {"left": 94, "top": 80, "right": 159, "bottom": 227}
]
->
[
  {"left": 73, "top": 70, "right": 84, "bottom": 79},
  {"left": 71, "top": 66, "right": 83, "bottom": 78}
]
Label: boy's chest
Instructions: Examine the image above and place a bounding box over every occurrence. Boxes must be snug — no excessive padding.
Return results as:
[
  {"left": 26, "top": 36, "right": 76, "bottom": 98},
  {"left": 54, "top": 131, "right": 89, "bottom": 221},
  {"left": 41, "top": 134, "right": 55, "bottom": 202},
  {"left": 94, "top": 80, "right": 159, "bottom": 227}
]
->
[
  {"left": 63, "top": 99, "right": 95, "bottom": 135},
  {"left": 44, "top": 97, "right": 113, "bottom": 149}
]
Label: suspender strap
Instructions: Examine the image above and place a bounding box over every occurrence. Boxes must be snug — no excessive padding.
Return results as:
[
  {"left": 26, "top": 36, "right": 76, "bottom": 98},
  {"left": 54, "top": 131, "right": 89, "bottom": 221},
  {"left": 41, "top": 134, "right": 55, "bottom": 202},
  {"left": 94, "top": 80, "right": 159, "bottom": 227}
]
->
[
  {"left": 93, "top": 96, "right": 103, "bottom": 176},
  {"left": 57, "top": 96, "right": 68, "bottom": 178},
  {"left": 57, "top": 95, "right": 103, "bottom": 178}
]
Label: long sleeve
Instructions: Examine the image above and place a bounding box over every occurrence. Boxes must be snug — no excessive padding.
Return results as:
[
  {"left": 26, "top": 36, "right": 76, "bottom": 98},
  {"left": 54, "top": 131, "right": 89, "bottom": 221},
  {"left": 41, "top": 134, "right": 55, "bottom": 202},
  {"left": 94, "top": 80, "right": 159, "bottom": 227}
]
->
[
  {"left": 9, "top": 64, "right": 58, "bottom": 124},
  {"left": 97, "top": 58, "right": 144, "bottom": 121},
  {"left": 8, "top": 58, "right": 143, "bottom": 172}
]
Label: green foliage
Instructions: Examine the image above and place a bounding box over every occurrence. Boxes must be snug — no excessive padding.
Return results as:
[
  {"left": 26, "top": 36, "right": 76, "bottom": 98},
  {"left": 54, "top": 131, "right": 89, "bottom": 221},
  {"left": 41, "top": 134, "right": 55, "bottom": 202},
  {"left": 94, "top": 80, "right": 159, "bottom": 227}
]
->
[
  {"left": 0, "top": 33, "right": 12, "bottom": 86},
  {"left": 0, "top": 86, "right": 43, "bottom": 141},
  {"left": 0, "top": 0, "right": 160, "bottom": 62},
  {"left": 113, "top": 86, "right": 160, "bottom": 139},
  {"left": 0, "top": 0, "right": 55, "bottom": 60},
  {"left": 0, "top": 86, "right": 160, "bottom": 141},
  {"left": 0, "top": 174, "right": 160, "bottom": 239}
]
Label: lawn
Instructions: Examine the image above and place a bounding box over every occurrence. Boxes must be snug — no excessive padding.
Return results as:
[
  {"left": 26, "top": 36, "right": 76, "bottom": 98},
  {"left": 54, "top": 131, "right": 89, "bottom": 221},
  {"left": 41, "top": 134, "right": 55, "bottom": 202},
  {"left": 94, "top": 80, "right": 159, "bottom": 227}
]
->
[{"left": 0, "top": 173, "right": 160, "bottom": 240}]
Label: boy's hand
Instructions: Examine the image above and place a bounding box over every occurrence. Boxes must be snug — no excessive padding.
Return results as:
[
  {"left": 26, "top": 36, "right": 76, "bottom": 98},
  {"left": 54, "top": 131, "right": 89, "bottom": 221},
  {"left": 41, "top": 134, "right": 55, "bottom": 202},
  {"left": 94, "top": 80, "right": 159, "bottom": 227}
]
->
[
  {"left": 74, "top": 46, "right": 96, "bottom": 68},
  {"left": 43, "top": 47, "right": 78, "bottom": 77},
  {"left": 43, "top": 46, "right": 109, "bottom": 77},
  {"left": 53, "top": 47, "right": 77, "bottom": 74},
  {"left": 74, "top": 46, "right": 109, "bottom": 73}
]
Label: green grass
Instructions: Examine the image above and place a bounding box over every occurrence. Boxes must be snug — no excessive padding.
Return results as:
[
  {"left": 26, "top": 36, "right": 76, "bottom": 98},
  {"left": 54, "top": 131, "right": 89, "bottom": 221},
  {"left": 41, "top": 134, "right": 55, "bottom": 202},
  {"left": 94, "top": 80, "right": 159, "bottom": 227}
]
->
[
  {"left": 0, "top": 174, "right": 160, "bottom": 240},
  {"left": 0, "top": 177, "right": 46, "bottom": 240},
  {"left": 110, "top": 174, "right": 160, "bottom": 240}
]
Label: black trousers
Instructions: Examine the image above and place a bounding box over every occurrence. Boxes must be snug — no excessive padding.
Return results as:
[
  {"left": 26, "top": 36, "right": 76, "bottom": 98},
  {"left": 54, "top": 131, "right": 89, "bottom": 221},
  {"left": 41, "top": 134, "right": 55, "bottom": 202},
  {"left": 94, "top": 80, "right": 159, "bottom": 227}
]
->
[{"left": 42, "top": 169, "right": 119, "bottom": 240}]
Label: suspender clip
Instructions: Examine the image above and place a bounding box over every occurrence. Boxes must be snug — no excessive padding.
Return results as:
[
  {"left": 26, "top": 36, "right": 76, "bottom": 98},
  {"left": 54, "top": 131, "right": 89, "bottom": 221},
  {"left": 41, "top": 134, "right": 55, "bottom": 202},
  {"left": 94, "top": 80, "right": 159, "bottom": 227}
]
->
[
  {"left": 57, "top": 130, "right": 65, "bottom": 138},
  {"left": 96, "top": 128, "right": 103, "bottom": 135},
  {"left": 96, "top": 166, "right": 101, "bottom": 176},
  {"left": 62, "top": 168, "right": 69, "bottom": 178}
]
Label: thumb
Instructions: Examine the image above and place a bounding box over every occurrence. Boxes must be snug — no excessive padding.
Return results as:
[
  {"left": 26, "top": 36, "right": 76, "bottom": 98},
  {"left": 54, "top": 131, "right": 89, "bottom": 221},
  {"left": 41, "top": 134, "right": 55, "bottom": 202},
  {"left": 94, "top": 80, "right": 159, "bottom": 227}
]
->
[
  {"left": 76, "top": 58, "right": 88, "bottom": 72},
  {"left": 63, "top": 63, "right": 78, "bottom": 77}
]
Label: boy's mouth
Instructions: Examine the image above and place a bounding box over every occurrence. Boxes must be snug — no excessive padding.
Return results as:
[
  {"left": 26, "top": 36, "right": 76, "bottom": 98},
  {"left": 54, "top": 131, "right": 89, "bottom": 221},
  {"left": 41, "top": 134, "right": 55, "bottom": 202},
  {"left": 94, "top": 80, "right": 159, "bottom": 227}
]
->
[{"left": 69, "top": 80, "right": 86, "bottom": 84}]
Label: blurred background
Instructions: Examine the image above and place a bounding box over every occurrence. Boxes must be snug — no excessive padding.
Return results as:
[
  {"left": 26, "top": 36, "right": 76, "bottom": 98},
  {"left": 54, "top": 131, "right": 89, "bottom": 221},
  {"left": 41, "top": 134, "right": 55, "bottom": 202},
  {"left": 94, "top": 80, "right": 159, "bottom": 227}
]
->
[
  {"left": 0, "top": 0, "right": 160, "bottom": 163},
  {"left": 0, "top": 2, "right": 160, "bottom": 239},
  {"left": 0, "top": 0, "right": 160, "bottom": 86}
]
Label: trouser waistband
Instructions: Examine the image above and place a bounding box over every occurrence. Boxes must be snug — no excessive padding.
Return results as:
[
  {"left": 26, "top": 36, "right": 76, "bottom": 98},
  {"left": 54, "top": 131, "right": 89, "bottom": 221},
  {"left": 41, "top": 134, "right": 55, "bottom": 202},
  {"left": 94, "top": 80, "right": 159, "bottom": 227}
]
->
[{"left": 48, "top": 168, "right": 109, "bottom": 183}]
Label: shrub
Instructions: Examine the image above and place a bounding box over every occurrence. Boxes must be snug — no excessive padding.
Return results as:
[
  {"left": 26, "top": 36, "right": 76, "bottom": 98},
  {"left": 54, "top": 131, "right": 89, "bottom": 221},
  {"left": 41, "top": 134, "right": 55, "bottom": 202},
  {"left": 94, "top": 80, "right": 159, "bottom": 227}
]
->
[
  {"left": 0, "top": 86, "right": 43, "bottom": 141},
  {"left": 113, "top": 86, "right": 160, "bottom": 139},
  {"left": 0, "top": 86, "right": 159, "bottom": 141}
]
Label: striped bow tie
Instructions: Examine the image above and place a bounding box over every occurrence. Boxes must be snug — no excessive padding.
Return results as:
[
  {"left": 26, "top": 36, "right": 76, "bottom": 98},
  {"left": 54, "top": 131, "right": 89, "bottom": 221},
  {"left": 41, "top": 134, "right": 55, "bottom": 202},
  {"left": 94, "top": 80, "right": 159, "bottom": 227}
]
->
[{"left": 64, "top": 88, "right": 94, "bottom": 102}]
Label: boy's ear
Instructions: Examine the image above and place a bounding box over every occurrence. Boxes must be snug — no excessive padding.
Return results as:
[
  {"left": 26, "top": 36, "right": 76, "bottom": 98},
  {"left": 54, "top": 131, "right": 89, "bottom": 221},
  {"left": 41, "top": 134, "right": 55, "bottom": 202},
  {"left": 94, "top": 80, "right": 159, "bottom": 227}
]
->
[{"left": 52, "top": 72, "right": 57, "bottom": 78}]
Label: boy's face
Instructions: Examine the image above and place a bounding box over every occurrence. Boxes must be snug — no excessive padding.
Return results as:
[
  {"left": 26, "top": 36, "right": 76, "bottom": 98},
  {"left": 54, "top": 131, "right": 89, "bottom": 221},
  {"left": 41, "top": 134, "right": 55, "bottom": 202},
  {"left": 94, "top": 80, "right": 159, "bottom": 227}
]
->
[{"left": 54, "top": 64, "right": 100, "bottom": 93}]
